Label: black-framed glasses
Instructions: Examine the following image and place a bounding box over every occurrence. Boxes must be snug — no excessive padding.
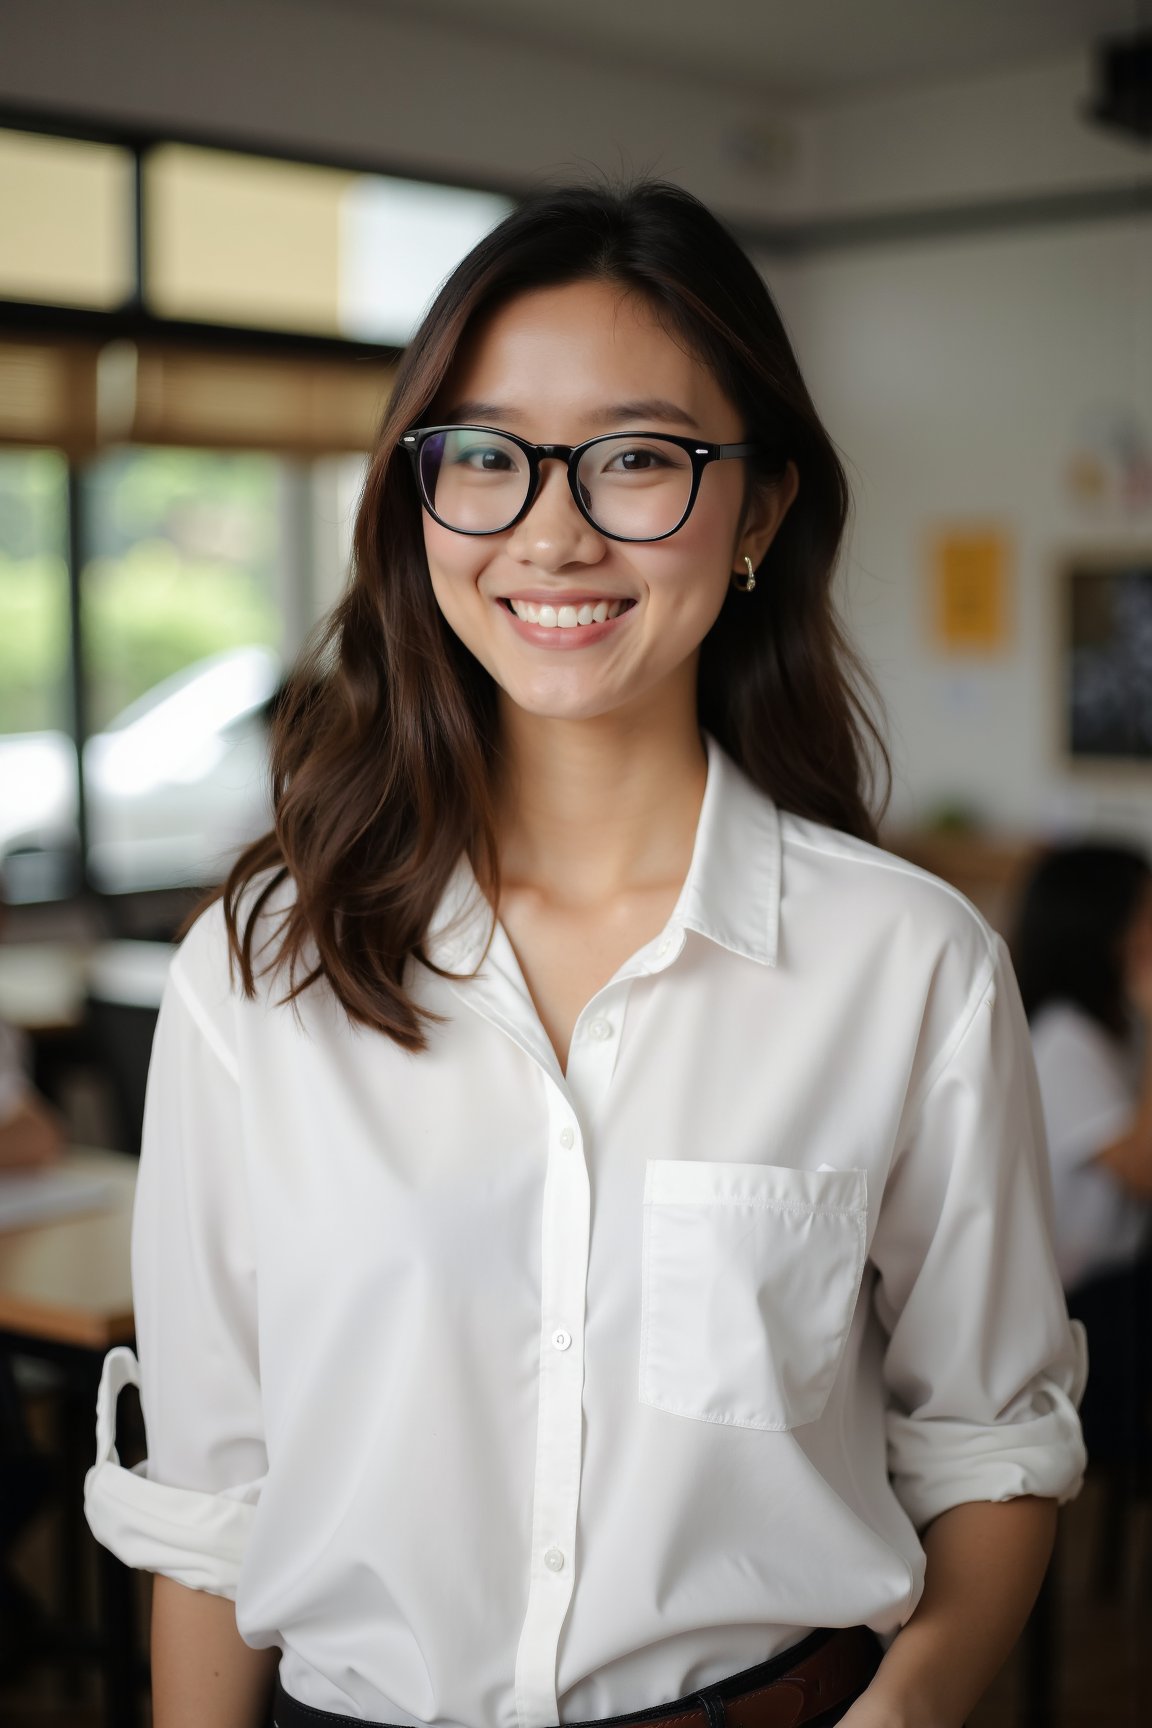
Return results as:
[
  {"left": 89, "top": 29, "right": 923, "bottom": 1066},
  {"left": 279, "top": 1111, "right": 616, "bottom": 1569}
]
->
[{"left": 401, "top": 424, "right": 760, "bottom": 543}]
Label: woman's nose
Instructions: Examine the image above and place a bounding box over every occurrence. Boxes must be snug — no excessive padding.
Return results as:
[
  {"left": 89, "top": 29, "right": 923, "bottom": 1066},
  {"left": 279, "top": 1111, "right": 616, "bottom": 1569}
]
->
[{"left": 505, "top": 458, "right": 605, "bottom": 568}]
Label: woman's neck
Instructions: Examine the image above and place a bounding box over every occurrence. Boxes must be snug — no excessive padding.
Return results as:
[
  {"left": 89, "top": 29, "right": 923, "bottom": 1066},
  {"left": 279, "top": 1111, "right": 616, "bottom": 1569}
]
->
[{"left": 491, "top": 696, "right": 708, "bottom": 912}]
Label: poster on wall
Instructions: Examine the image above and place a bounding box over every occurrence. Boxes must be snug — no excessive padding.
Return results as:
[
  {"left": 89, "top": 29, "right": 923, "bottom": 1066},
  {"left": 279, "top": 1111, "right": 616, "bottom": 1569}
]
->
[
  {"left": 1065, "top": 555, "right": 1152, "bottom": 761},
  {"left": 929, "top": 527, "right": 1011, "bottom": 652}
]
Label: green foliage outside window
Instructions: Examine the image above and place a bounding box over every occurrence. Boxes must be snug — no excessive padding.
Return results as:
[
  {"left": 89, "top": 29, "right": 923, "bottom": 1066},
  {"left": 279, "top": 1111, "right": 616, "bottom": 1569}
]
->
[
  {"left": 84, "top": 447, "right": 281, "bottom": 729},
  {"left": 0, "top": 446, "right": 282, "bottom": 738},
  {"left": 0, "top": 449, "right": 69, "bottom": 735}
]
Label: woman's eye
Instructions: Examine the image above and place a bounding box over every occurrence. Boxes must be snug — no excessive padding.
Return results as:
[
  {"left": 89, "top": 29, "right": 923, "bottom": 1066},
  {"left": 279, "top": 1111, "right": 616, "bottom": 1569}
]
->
[
  {"left": 456, "top": 446, "right": 516, "bottom": 472},
  {"left": 604, "top": 447, "right": 668, "bottom": 474}
]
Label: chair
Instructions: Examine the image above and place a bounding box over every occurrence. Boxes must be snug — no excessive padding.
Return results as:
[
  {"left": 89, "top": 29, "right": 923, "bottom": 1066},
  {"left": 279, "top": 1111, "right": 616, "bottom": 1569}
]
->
[{"left": 82, "top": 942, "right": 173, "bottom": 1155}]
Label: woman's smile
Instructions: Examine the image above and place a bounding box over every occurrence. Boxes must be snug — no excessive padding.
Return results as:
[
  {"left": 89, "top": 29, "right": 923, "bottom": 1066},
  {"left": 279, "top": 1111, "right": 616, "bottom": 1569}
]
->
[{"left": 497, "top": 592, "right": 638, "bottom": 646}]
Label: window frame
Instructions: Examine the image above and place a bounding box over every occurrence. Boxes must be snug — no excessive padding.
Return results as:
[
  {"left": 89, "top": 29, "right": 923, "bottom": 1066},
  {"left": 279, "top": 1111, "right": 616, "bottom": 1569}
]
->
[{"left": 0, "top": 103, "right": 524, "bottom": 354}]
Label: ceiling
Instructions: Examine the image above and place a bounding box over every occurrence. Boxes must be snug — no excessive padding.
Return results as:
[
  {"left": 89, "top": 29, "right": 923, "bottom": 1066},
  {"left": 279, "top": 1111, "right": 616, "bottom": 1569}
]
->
[{"left": 379, "top": 0, "right": 1145, "bottom": 103}]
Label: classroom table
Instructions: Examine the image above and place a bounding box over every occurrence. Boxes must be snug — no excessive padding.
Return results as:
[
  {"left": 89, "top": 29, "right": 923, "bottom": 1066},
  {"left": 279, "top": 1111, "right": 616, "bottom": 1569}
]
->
[
  {"left": 0, "top": 1145, "right": 141, "bottom": 1727},
  {"left": 0, "top": 940, "right": 175, "bottom": 1146},
  {"left": 0, "top": 941, "right": 94, "bottom": 1035}
]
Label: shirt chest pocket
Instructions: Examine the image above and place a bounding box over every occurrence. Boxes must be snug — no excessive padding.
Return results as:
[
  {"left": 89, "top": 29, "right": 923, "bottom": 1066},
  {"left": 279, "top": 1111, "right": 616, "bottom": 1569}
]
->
[{"left": 638, "top": 1158, "right": 868, "bottom": 1432}]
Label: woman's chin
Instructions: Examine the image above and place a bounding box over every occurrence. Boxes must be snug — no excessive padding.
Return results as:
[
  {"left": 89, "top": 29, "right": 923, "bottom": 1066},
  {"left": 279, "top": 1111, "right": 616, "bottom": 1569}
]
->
[{"left": 503, "top": 688, "right": 626, "bottom": 724}]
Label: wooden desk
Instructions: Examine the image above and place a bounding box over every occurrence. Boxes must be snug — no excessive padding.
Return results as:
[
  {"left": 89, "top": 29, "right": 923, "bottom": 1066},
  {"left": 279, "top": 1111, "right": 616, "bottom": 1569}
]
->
[{"left": 0, "top": 1147, "right": 136, "bottom": 1347}]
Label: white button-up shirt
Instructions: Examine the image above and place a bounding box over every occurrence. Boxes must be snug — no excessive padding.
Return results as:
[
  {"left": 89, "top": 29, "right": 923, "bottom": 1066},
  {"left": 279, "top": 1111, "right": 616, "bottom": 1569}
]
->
[{"left": 84, "top": 730, "right": 1086, "bottom": 1728}]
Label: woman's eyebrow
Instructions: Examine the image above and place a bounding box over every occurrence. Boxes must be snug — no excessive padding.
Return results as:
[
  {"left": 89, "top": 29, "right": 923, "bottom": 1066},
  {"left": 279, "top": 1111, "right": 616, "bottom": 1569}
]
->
[
  {"left": 600, "top": 399, "right": 702, "bottom": 430},
  {"left": 440, "top": 401, "right": 516, "bottom": 425},
  {"left": 440, "top": 398, "right": 702, "bottom": 431}
]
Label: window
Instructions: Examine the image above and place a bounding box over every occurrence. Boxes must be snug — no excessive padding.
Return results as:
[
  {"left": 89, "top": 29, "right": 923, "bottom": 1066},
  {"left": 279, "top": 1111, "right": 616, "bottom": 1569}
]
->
[
  {"left": 339, "top": 175, "right": 513, "bottom": 343},
  {"left": 80, "top": 448, "right": 285, "bottom": 894},
  {"left": 0, "top": 448, "right": 75, "bottom": 901},
  {"left": 145, "top": 144, "right": 512, "bottom": 343},
  {"left": 0, "top": 128, "right": 134, "bottom": 310}
]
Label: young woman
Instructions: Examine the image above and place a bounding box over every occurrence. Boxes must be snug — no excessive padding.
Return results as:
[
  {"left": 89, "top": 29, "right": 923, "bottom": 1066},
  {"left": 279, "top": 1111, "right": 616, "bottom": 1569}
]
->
[{"left": 86, "top": 180, "right": 1086, "bottom": 1728}]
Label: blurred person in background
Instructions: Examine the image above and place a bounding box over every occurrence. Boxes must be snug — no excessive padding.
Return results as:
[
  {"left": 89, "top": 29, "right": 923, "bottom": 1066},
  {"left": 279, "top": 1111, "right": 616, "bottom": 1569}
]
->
[
  {"left": 1012, "top": 842, "right": 1152, "bottom": 1462},
  {"left": 1013, "top": 844, "right": 1152, "bottom": 1288}
]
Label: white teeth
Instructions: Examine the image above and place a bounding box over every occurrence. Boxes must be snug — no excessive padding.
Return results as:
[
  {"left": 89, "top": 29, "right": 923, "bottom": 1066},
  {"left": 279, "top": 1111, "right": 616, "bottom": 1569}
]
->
[{"left": 507, "top": 597, "right": 629, "bottom": 628}]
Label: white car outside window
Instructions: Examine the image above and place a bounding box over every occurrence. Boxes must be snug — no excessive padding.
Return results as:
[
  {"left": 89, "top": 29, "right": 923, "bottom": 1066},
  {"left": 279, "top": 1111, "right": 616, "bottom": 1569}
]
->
[{"left": 0, "top": 645, "right": 281, "bottom": 900}]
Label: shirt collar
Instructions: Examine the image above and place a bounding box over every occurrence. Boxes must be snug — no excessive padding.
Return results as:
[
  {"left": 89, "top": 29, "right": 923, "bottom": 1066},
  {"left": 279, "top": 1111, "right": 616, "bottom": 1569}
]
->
[
  {"left": 675, "top": 729, "right": 781, "bottom": 967},
  {"left": 424, "top": 729, "right": 781, "bottom": 974}
]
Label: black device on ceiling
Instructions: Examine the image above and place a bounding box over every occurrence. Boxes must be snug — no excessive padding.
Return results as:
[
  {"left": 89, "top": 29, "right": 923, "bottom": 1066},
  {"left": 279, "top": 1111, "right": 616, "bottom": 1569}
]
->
[{"left": 1088, "top": 31, "right": 1152, "bottom": 144}]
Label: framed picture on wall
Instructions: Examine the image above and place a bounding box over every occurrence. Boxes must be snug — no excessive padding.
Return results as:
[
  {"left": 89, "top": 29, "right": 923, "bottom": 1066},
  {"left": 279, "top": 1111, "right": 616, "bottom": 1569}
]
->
[{"left": 1064, "top": 553, "right": 1152, "bottom": 761}]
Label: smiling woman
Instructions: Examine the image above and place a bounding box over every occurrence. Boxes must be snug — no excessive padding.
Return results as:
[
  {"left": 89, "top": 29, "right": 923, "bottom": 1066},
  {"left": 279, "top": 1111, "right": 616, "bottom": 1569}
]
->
[
  {"left": 83, "top": 179, "right": 1086, "bottom": 1728},
  {"left": 212, "top": 179, "right": 879, "bottom": 1050},
  {"left": 411, "top": 278, "right": 794, "bottom": 763}
]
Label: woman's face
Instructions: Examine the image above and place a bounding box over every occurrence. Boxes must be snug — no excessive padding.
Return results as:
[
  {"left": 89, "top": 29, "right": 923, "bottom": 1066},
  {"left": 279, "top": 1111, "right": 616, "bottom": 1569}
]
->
[{"left": 420, "top": 278, "right": 797, "bottom": 727}]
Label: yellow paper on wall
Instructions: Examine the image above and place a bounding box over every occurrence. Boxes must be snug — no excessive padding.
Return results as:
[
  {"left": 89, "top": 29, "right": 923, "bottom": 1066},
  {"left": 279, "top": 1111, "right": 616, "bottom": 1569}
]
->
[{"left": 929, "top": 528, "right": 1011, "bottom": 651}]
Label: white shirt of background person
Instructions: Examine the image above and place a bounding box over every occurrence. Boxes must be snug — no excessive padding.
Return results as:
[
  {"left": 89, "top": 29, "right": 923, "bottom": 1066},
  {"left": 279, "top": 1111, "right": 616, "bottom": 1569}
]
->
[{"left": 1031, "top": 1002, "right": 1150, "bottom": 1290}]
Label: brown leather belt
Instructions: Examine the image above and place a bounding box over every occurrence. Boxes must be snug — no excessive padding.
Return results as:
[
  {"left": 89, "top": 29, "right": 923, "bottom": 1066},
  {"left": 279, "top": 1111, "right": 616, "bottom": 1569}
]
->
[{"left": 272, "top": 1626, "right": 884, "bottom": 1728}]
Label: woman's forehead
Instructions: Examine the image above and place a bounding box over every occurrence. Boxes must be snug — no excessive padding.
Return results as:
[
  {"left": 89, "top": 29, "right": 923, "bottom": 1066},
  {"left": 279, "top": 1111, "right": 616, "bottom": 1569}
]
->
[{"left": 436, "top": 279, "right": 736, "bottom": 433}]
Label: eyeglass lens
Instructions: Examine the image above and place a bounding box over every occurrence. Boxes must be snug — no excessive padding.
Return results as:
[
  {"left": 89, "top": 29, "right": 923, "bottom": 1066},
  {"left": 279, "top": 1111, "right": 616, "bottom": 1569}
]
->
[{"left": 417, "top": 429, "right": 696, "bottom": 538}]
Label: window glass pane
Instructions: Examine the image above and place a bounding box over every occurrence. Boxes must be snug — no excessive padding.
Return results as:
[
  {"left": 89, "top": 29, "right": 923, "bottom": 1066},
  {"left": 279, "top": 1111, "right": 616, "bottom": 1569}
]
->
[
  {"left": 0, "top": 449, "right": 75, "bottom": 901},
  {"left": 340, "top": 177, "right": 513, "bottom": 343},
  {"left": 147, "top": 145, "right": 351, "bottom": 334},
  {"left": 81, "top": 448, "right": 285, "bottom": 894},
  {"left": 0, "top": 128, "right": 134, "bottom": 309},
  {"left": 146, "top": 144, "right": 512, "bottom": 341}
]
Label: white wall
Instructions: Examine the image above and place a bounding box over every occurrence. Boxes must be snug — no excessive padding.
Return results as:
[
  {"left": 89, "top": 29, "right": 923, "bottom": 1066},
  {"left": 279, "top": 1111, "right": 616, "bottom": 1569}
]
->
[
  {"left": 800, "top": 53, "right": 1148, "bottom": 218},
  {"left": 766, "top": 216, "right": 1152, "bottom": 844}
]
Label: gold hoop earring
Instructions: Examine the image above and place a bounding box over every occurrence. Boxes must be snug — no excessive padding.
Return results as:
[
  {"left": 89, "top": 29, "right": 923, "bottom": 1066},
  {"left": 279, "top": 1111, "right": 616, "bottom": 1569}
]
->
[{"left": 732, "top": 555, "right": 756, "bottom": 593}]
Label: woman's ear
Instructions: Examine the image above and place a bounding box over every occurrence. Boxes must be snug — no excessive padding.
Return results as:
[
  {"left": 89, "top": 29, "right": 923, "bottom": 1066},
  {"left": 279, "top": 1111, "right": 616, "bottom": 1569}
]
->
[{"left": 734, "top": 460, "right": 800, "bottom": 575}]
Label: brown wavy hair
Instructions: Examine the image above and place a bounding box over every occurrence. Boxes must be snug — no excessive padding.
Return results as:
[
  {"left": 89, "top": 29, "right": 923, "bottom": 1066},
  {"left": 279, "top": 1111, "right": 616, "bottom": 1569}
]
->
[{"left": 204, "top": 176, "right": 890, "bottom": 1050}]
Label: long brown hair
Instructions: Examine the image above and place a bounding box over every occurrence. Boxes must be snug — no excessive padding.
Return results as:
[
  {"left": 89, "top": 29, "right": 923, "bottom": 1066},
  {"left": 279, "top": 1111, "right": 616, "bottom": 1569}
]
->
[{"left": 208, "top": 177, "right": 890, "bottom": 1050}]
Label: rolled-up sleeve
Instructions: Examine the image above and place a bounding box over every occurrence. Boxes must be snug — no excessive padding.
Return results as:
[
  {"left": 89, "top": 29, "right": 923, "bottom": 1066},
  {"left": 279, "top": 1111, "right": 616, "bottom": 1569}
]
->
[
  {"left": 871, "top": 931, "right": 1088, "bottom": 1533},
  {"left": 83, "top": 937, "right": 265, "bottom": 1598}
]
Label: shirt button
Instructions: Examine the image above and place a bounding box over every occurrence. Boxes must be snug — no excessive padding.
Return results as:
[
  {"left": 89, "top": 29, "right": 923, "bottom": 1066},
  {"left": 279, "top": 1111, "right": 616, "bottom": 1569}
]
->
[
  {"left": 544, "top": 1547, "right": 565, "bottom": 1572},
  {"left": 587, "top": 1017, "right": 613, "bottom": 1041},
  {"left": 552, "top": 1328, "right": 572, "bottom": 1350},
  {"left": 657, "top": 937, "right": 673, "bottom": 956},
  {"left": 559, "top": 1126, "right": 575, "bottom": 1149}
]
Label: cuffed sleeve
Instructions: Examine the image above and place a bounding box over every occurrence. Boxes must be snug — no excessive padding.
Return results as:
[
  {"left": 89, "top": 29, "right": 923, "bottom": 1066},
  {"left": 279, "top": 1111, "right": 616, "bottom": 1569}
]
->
[
  {"left": 83, "top": 1346, "right": 256, "bottom": 1597},
  {"left": 871, "top": 931, "right": 1088, "bottom": 1532},
  {"left": 83, "top": 916, "right": 267, "bottom": 1596}
]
